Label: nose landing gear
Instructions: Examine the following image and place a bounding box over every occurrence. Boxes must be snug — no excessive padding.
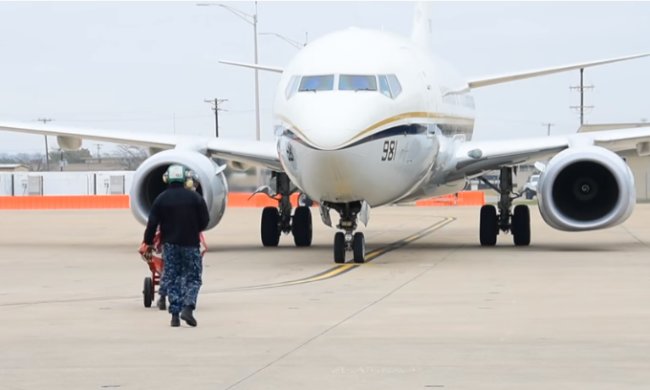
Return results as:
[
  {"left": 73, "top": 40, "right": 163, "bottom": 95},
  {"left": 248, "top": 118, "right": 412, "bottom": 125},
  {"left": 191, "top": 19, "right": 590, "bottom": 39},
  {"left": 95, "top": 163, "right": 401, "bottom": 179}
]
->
[{"left": 327, "top": 201, "right": 366, "bottom": 264}]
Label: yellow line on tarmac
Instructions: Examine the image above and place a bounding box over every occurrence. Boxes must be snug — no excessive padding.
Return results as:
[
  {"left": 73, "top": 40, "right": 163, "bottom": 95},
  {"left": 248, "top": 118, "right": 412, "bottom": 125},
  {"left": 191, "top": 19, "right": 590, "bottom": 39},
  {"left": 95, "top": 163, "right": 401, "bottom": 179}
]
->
[{"left": 228, "top": 217, "right": 455, "bottom": 291}]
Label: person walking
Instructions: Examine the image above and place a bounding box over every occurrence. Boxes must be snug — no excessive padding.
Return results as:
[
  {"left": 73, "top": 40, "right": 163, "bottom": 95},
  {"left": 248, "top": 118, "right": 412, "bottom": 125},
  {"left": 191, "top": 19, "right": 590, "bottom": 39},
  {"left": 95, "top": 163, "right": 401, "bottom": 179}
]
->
[{"left": 143, "top": 164, "right": 209, "bottom": 327}]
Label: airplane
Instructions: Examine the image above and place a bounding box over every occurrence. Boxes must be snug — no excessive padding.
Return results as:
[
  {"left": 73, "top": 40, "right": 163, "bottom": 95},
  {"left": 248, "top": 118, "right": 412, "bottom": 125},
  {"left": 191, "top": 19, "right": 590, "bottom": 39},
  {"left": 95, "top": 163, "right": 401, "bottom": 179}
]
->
[{"left": 1, "top": 3, "right": 650, "bottom": 263}]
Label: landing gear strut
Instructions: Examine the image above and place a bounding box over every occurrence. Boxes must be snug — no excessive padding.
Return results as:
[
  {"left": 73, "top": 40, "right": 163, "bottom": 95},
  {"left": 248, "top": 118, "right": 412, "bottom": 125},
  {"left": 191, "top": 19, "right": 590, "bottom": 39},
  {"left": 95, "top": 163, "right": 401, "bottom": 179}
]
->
[
  {"left": 479, "top": 167, "right": 531, "bottom": 246},
  {"left": 259, "top": 172, "right": 312, "bottom": 247},
  {"left": 326, "top": 201, "right": 366, "bottom": 264}
]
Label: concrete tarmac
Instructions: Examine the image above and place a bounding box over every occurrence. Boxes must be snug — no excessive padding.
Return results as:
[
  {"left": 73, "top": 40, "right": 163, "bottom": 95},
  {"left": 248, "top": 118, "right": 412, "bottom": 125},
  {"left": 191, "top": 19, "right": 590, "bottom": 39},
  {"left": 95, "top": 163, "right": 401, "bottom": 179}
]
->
[{"left": 1, "top": 205, "right": 649, "bottom": 389}]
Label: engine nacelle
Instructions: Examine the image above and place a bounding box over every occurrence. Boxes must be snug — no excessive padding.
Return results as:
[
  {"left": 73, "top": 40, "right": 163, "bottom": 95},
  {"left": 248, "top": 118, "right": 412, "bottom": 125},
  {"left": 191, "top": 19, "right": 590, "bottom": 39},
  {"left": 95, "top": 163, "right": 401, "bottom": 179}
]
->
[
  {"left": 537, "top": 146, "right": 635, "bottom": 231},
  {"left": 130, "top": 150, "right": 228, "bottom": 230},
  {"left": 56, "top": 136, "right": 82, "bottom": 151}
]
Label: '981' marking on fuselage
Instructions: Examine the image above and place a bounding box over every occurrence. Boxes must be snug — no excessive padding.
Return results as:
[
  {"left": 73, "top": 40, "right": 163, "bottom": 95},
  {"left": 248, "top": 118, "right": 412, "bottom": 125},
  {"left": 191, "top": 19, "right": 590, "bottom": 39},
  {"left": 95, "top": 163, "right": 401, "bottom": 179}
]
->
[{"left": 381, "top": 140, "right": 397, "bottom": 161}]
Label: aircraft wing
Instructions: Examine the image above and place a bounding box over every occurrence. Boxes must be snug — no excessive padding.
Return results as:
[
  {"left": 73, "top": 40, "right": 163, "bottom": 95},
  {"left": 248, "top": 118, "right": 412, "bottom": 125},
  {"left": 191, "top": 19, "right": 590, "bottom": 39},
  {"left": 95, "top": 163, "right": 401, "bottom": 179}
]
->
[
  {"left": 449, "top": 126, "right": 650, "bottom": 181},
  {"left": 0, "top": 121, "right": 283, "bottom": 171},
  {"left": 467, "top": 53, "right": 650, "bottom": 89}
]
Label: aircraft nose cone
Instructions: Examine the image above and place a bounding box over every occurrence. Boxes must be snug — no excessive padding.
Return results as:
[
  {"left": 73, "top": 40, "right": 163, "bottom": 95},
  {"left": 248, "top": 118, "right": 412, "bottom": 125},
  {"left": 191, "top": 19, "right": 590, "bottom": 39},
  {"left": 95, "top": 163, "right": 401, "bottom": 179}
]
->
[{"left": 285, "top": 93, "right": 388, "bottom": 150}]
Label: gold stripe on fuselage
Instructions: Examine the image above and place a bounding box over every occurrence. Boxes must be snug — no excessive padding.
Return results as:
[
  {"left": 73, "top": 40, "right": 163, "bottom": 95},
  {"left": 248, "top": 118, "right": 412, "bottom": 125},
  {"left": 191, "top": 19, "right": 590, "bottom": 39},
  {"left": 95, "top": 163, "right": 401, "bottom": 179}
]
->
[{"left": 277, "top": 111, "right": 475, "bottom": 149}]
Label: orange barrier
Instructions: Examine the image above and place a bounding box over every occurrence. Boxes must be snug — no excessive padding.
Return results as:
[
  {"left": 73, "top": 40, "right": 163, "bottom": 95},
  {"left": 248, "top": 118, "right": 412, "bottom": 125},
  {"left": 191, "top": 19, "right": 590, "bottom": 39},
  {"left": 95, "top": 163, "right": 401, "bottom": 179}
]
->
[
  {"left": 0, "top": 191, "right": 484, "bottom": 210},
  {"left": 228, "top": 192, "right": 303, "bottom": 208},
  {"left": 0, "top": 195, "right": 129, "bottom": 210},
  {"left": 0, "top": 193, "right": 304, "bottom": 210},
  {"left": 456, "top": 191, "right": 485, "bottom": 206},
  {"left": 415, "top": 191, "right": 485, "bottom": 207}
]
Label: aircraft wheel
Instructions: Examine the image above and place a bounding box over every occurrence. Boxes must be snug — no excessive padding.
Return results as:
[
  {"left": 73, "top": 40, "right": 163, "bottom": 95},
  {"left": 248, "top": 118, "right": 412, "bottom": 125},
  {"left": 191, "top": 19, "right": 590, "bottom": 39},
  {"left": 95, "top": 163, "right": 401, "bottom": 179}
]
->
[
  {"left": 143, "top": 277, "right": 154, "bottom": 308},
  {"left": 352, "top": 232, "right": 365, "bottom": 263},
  {"left": 261, "top": 207, "right": 280, "bottom": 247},
  {"left": 334, "top": 232, "right": 346, "bottom": 264},
  {"left": 292, "top": 206, "right": 313, "bottom": 247},
  {"left": 512, "top": 205, "right": 531, "bottom": 246},
  {"left": 479, "top": 205, "right": 498, "bottom": 246}
]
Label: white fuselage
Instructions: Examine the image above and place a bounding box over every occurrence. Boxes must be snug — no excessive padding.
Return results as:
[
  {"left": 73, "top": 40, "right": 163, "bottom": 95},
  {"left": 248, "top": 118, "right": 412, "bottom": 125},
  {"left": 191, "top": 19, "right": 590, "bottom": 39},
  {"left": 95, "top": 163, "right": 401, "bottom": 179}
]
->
[{"left": 274, "top": 28, "right": 476, "bottom": 206}]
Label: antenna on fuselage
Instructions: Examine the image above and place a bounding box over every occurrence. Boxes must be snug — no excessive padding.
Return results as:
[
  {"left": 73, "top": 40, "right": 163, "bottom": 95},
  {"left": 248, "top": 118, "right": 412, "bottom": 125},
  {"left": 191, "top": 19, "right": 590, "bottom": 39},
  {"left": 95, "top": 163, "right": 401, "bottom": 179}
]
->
[{"left": 411, "top": 2, "right": 432, "bottom": 50}]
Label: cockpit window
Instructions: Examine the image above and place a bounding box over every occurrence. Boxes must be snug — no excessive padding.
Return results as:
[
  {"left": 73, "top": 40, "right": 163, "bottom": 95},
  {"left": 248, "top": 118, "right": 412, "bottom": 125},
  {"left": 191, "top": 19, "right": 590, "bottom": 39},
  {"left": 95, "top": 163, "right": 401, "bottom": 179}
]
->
[
  {"left": 386, "top": 74, "right": 402, "bottom": 97},
  {"left": 285, "top": 75, "right": 301, "bottom": 99},
  {"left": 378, "top": 75, "right": 392, "bottom": 97},
  {"left": 299, "top": 75, "right": 334, "bottom": 92},
  {"left": 339, "top": 75, "right": 377, "bottom": 91}
]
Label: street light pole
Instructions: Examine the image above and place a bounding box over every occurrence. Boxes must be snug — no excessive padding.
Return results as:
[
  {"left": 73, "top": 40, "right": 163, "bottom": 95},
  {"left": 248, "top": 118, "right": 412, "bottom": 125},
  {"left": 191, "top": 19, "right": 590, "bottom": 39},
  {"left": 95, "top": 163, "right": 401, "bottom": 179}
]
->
[
  {"left": 197, "top": 1, "right": 260, "bottom": 141},
  {"left": 259, "top": 32, "right": 307, "bottom": 49},
  {"left": 252, "top": 1, "right": 260, "bottom": 141}
]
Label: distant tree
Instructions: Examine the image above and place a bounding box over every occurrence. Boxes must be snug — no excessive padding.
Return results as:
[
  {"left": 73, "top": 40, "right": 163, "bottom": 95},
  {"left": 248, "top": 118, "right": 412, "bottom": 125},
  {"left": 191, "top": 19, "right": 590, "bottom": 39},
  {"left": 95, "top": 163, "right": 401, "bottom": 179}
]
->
[
  {"left": 49, "top": 148, "right": 92, "bottom": 164},
  {"left": 114, "top": 145, "right": 148, "bottom": 169}
]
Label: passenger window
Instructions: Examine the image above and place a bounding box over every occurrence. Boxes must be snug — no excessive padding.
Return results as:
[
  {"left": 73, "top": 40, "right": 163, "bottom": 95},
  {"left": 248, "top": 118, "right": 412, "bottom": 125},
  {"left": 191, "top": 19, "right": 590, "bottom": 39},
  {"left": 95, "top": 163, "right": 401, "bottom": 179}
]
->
[
  {"left": 285, "top": 75, "right": 301, "bottom": 99},
  {"left": 387, "top": 74, "right": 402, "bottom": 97},
  {"left": 299, "top": 75, "right": 334, "bottom": 92},
  {"left": 378, "top": 75, "right": 392, "bottom": 98},
  {"left": 339, "top": 75, "right": 377, "bottom": 91}
]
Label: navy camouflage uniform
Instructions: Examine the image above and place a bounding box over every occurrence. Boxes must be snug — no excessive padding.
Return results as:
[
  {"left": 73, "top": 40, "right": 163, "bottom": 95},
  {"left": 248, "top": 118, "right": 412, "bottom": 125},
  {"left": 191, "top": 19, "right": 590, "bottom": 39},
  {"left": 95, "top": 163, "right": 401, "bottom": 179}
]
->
[
  {"left": 144, "top": 178, "right": 209, "bottom": 324},
  {"left": 161, "top": 243, "right": 202, "bottom": 314}
]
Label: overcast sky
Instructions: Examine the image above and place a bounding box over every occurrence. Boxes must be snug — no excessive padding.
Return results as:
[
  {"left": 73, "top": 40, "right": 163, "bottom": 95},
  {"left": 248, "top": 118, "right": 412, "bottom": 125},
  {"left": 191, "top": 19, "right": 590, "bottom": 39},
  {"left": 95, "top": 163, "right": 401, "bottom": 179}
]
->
[{"left": 0, "top": 1, "right": 648, "bottom": 154}]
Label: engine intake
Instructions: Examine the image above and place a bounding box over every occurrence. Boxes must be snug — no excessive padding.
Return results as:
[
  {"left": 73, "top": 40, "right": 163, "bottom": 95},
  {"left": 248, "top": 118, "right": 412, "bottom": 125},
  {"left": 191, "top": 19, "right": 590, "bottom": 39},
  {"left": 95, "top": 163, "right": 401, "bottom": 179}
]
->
[
  {"left": 537, "top": 146, "right": 635, "bottom": 231},
  {"left": 130, "top": 150, "right": 228, "bottom": 230}
]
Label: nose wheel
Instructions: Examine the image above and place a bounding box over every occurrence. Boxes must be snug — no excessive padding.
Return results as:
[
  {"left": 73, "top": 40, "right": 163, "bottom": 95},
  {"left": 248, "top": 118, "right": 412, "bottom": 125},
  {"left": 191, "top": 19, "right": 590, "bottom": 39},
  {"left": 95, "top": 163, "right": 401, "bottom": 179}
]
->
[
  {"left": 333, "top": 231, "right": 366, "bottom": 264},
  {"left": 327, "top": 201, "right": 366, "bottom": 263}
]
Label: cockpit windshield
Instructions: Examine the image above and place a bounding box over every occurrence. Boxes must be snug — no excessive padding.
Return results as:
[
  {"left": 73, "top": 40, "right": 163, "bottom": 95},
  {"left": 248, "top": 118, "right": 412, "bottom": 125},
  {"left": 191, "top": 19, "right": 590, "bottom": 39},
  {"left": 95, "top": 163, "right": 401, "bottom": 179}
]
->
[
  {"left": 339, "top": 75, "right": 377, "bottom": 91},
  {"left": 298, "top": 75, "right": 334, "bottom": 92},
  {"left": 287, "top": 74, "right": 402, "bottom": 99}
]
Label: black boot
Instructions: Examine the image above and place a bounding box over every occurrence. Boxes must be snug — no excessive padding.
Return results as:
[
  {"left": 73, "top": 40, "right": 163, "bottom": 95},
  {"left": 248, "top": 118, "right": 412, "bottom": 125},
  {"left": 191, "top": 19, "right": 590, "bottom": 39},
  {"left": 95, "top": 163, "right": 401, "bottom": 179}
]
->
[
  {"left": 170, "top": 313, "right": 180, "bottom": 327},
  {"left": 157, "top": 295, "right": 166, "bottom": 311},
  {"left": 180, "top": 306, "right": 197, "bottom": 327}
]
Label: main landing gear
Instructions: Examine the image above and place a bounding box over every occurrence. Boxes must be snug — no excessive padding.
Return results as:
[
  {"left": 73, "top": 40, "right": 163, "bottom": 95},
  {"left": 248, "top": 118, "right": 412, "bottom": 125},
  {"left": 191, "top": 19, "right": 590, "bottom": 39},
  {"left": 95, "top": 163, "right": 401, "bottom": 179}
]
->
[
  {"left": 479, "top": 167, "right": 531, "bottom": 247},
  {"left": 325, "top": 201, "right": 366, "bottom": 264},
  {"left": 260, "top": 172, "right": 312, "bottom": 247}
]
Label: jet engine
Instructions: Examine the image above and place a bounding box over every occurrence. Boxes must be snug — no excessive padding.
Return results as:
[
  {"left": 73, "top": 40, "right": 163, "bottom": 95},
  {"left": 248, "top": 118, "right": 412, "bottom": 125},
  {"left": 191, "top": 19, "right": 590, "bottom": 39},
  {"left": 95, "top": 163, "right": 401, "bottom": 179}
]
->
[
  {"left": 57, "top": 136, "right": 82, "bottom": 151},
  {"left": 130, "top": 150, "right": 228, "bottom": 230},
  {"left": 537, "top": 146, "right": 635, "bottom": 231}
]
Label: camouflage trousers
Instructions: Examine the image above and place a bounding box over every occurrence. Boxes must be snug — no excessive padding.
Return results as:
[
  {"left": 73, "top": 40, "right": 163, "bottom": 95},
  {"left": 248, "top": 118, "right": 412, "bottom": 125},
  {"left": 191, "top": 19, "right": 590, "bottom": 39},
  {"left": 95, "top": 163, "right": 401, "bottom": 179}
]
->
[{"left": 161, "top": 243, "right": 202, "bottom": 315}]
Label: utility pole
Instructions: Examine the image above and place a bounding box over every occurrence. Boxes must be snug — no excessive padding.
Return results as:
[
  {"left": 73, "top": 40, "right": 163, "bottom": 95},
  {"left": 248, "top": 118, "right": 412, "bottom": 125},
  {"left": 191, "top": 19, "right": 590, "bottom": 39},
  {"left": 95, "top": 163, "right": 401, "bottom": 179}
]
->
[
  {"left": 37, "top": 118, "right": 53, "bottom": 171},
  {"left": 569, "top": 68, "right": 594, "bottom": 126},
  {"left": 542, "top": 122, "right": 555, "bottom": 136},
  {"left": 96, "top": 144, "right": 102, "bottom": 164},
  {"left": 204, "top": 98, "right": 228, "bottom": 137}
]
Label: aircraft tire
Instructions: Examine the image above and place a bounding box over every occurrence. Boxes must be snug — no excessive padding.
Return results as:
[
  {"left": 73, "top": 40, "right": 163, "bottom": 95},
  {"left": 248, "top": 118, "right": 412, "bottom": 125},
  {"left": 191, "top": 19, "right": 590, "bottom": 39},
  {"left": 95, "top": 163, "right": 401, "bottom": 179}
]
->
[
  {"left": 292, "top": 206, "right": 313, "bottom": 247},
  {"left": 143, "top": 277, "right": 154, "bottom": 308},
  {"left": 352, "top": 232, "right": 365, "bottom": 263},
  {"left": 479, "top": 205, "right": 498, "bottom": 246},
  {"left": 512, "top": 204, "right": 531, "bottom": 246},
  {"left": 261, "top": 207, "right": 281, "bottom": 247},
  {"left": 334, "top": 232, "right": 346, "bottom": 263}
]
